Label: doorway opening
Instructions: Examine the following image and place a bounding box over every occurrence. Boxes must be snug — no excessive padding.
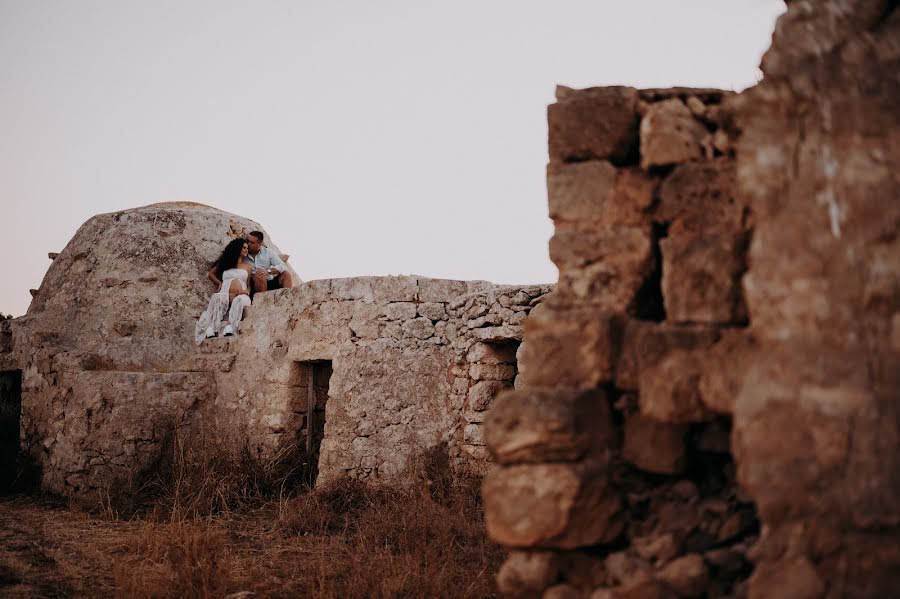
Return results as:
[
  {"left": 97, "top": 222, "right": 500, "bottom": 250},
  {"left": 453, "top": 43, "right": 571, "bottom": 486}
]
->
[
  {"left": 293, "top": 361, "right": 332, "bottom": 485},
  {"left": 0, "top": 370, "right": 22, "bottom": 493}
]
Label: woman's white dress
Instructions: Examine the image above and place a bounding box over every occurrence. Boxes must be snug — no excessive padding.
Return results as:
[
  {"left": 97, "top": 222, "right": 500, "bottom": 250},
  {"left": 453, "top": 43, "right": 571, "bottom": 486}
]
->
[{"left": 194, "top": 268, "right": 252, "bottom": 344}]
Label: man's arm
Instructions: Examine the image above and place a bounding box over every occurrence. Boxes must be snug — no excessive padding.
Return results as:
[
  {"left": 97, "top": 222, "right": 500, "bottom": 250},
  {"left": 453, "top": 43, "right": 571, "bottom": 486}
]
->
[{"left": 265, "top": 248, "right": 287, "bottom": 276}]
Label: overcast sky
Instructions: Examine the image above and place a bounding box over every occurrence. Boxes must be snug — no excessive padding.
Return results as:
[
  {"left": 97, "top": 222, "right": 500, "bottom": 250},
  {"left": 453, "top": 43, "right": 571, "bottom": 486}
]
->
[{"left": 1, "top": 1, "right": 784, "bottom": 316}]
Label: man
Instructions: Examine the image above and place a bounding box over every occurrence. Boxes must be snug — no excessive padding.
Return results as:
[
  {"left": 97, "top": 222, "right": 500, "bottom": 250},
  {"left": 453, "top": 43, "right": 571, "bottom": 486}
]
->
[{"left": 245, "top": 230, "right": 293, "bottom": 294}]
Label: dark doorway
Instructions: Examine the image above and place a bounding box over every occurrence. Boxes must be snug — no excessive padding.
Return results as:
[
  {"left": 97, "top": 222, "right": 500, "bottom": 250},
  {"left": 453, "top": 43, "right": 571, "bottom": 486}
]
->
[
  {"left": 0, "top": 370, "right": 22, "bottom": 492},
  {"left": 294, "top": 361, "right": 332, "bottom": 484}
]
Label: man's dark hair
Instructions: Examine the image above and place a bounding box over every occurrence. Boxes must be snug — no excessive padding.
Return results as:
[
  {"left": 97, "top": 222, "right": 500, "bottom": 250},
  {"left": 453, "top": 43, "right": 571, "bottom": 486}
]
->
[{"left": 248, "top": 231, "right": 264, "bottom": 242}]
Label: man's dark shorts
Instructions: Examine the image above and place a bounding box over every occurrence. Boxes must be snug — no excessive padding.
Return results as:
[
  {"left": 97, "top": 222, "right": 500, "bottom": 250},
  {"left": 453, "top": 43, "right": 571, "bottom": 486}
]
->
[{"left": 266, "top": 277, "right": 284, "bottom": 291}]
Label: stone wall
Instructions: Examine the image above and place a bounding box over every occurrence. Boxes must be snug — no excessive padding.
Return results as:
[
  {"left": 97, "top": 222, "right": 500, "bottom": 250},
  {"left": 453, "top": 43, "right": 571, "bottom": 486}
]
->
[
  {"left": 211, "top": 276, "right": 549, "bottom": 483},
  {"left": 483, "top": 84, "right": 756, "bottom": 598},
  {"left": 0, "top": 202, "right": 550, "bottom": 500},
  {"left": 482, "top": 1, "right": 900, "bottom": 598}
]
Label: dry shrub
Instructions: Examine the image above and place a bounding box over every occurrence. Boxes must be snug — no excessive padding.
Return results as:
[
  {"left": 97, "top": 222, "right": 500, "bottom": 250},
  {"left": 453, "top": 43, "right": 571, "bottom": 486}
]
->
[
  {"left": 113, "top": 519, "right": 232, "bottom": 598},
  {"left": 136, "top": 424, "right": 309, "bottom": 520}
]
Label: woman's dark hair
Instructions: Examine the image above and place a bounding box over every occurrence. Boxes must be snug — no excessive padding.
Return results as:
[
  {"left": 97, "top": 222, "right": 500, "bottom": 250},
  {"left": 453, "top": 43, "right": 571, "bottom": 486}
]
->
[{"left": 214, "top": 238, "right": 247, "bottom": 280}]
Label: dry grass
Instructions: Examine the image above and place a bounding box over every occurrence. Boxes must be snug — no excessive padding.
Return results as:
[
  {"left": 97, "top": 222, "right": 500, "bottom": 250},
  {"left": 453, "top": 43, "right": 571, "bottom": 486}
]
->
[{"left": 0, "top": 437, "right": 504, "bottom": 598}]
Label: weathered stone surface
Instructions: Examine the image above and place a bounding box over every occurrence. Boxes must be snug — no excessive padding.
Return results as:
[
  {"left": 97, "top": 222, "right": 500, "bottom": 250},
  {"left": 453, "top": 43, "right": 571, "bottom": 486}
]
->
[
  {"left": 622, "top": 413, "right": 688, "bottom": 475},
  {"left": 550, "top": 225, "right": 654, "bottom": 312},
  {"left": 483, "top": 459, "right": 623, "bottom": 549},
  {"left": 660, "top": 232, "right": 748, "bottom": 324},
  {"left": 543, "top": 584, "right": 581, "bottom": 599},
  {"left": 656, "top": 554, "right": 708, "bottom": 598},
  {"left": 549, "top": 86, "right": 639, "bottom": 164},
  {"left": 497, "top": 551, "right": 561, "bottom": 598},
  {"left": 417, "top": 302, "right": 447, "bottom": 321},
  {"left": 485, "top": 388, "right": 615, "bottom": 464},
  {"left": 470, "top": 363, "right": 517, "bottom": 381},
  {"left": 632, "top": 533, "right": 680, "bottom": 565},
  {"left": 385, "top": 301, "right": 417, "bottom": 320},
  {"left": 467, "top": 380, "right": 508, "bottom": 412},
  {"left": 548, "top": 161, "right": 657, "bottom": 228},
  {"left": 655, "top": 158, "right": 746, "bottom": 238},
  {"left": 747, "top": 556, "right": 825, "bottom": 599},
  {"left": 517, "top": 305, "right": 618, "bottom": 389},
  {"left": 639, "top": 98, "right": 708, "bottom": 169},
  {"left": 639, "top": 349, "right": 713, "bottom": 423},
  {"left": 467, "top": 341, "right": 517, "bottom": 364},
  {"left": 698, "top": 330, "right": 756, "bottom": 415}
]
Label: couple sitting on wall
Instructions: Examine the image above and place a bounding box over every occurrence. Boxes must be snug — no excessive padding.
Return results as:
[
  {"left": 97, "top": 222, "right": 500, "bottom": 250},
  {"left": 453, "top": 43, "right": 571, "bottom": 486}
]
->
[{"left": 194, "top": 230, "right": 294, "bottom": 344}]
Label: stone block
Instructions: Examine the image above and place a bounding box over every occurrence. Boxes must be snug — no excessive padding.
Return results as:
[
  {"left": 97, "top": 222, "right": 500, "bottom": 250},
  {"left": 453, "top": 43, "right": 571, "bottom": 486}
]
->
[
  {"left": 473, "top": 325, "right": 522, "bottom": 342},
  {"left": 464, "top": 423, "right": 485, "bottom": 445},
  {"left": 656, "top": 554, "right": 709, "bottom": 598},
  {"left": 639, "top": 98, "right": 708, "bottom": 169},
  {"left": 417, "top": 302, "right": 447, "bottom": 321},
  {"left": 639, "top": 349, "right": 714, "bottom": 423},
  {"left": 485, "top": 388, "right": 616, "bottom": 464},
  {"left": 467, "top": 380, "right": 508, "bottom": 411},
  {"left": 656, "top": 158, "right": 745, "bottom": 237},
  {"left": 621, "top": 412, "right": 688, "bottom": 475},
  {"left": 548, "top": 161, "right": 656, "bottom": 227},
  {"left": 384, "top": 302, "right": 417, "bottom": 320},
  {"left": 517, "top": 304, "right": 618, "bottom": 389},
  {"left": 483, "top": 459, "right": 623, "bottom": 549},
  {"left": 467, "top": 341, "right": 517, "bottom": 364},
  {"left": 417, "top": 278, "right": 470, "bottom": 303},
  {"left": 370, "top": 275, "right": 419, "bottom": 302},
  {"left": 550, "top": 224, "right": 655, "bottom": 312},
  {"left": 496, "top": 551, "right": 561, "bottom": 598},
  {"left": 401, "top": 317, "right": 435, "bottom": 339},
  {"left": 660, "top": 232, "right": 748, "bottom": 324},
  {"left": 549, "top": 86, "right": 639, "bottom": 164},
  {"left": 470, "top": 363, "right": 517, "bottom": 381}
]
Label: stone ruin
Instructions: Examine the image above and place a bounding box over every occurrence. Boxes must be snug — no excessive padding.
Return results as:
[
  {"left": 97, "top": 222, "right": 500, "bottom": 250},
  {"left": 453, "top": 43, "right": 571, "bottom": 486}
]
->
[
  {"left": 482, "top": 1, "right": 900, "bottom": 598},
  {"left": 0, "top": 202, "right": 550, "bottom": 497},
  {"left": 1, "top": 1, "right": 898, "bottom": 597}
]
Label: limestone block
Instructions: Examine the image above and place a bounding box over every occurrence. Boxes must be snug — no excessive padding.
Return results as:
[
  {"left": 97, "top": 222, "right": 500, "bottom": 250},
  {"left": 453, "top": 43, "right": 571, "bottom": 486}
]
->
[
  {"left": 402, "top": 317, "right": 435, "bottom": 340},
  {"left": 417, "top": 302, "right": 447, "bottom": 321},
  {"left": 470, "top": 363, "right": 516, "bottom": 381},
  {"left": 605, "top": 551, "right": 652, "bottom": 586},
  {"left": 496, "top": 551, "right": 561, "bottom": 599},
  {"left": 747, "top": 556, "right": 825, "bottom": 599},
  {"left": 548, "top": 161, "right": 656, "bottom": 227},
  {"left": 549, "top": 85, "right": 639, "bottom": 164},
  {"left": 330, "top": 277, "right": 376, "bottom": 302},
  {"left": 656, "top": 554, "right": 708, "bottom": 598},
  {"left": 383, "top": 301, "right": 415, "bottom": 320},
  {"left": 621, "top": 412, "right": 688, "bottom": 475},
  {"left": 485, "top": 388, "right": 616, "bottom": 464},
  {"left": 660, "top": 232, "right": 748, "bottom": 324},
  {"left": 698, "top": 329, "right": 756, "bottom": 414},
  {"left": 417, "top": 278, "right": 470, "bottom": 302},
  {"left": 517, "top": 304, "right": 618, "bottom": 389},
  {"left": 656, "top": 158, "right": 745, "bottom": 238},
  {"left": 371, "top": 276, "right": 419, "bottom": 302},
  {"left": 639, "top": 98, "right": 708, "bottom": 169},
  {"left": 464, "top": 423, "right": 485, "bottom": 445},
  {"left": 467, "top": 341, "right": 517, "bottom": 364},
  {"left": 460, "top": 444, "right": 490, "bottom": 460},
  {"left": 467, "top": 380, "right": 508, "bottom": 411},
  {"left": 483, "top": 459, "right": 623, "bottom": 549},
  {"left": 473, "top": 325, "right": 522, "bottom": 342},
  {"left": 639, "top": 350, "right": 713, "bottom": 423},
  {"left": 543, "top": 584, "right": 581, "bottom": 599},
  {"left": 550, "top": 225, "right": 655, "bottom": 312}
]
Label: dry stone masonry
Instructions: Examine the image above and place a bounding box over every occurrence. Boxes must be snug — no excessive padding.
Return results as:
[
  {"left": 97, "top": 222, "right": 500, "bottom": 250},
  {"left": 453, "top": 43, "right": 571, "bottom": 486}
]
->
[
  {"left": 483, "top": 1, "right": 900, "bottom": 598},
  {"left": 0, "top": 202, "right": 549, "bottom": 499}
]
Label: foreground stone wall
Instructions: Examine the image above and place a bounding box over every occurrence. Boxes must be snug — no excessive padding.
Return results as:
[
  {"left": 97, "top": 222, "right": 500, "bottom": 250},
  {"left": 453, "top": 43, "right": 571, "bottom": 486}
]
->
[
  {"left": 483, "top": 1, "right": 900, "bottom": 597},
  {"left": 731, "top": 1, "right": 900, "bottom": 597},
  {"left": 484, "top": 83, "right": 757, "bottom": 598}
]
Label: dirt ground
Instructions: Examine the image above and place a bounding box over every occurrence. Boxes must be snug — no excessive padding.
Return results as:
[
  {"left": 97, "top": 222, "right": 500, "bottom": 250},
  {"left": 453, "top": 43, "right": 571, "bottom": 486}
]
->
[{"left": 0, "top": 480, "right": 502, "bottom": 599}]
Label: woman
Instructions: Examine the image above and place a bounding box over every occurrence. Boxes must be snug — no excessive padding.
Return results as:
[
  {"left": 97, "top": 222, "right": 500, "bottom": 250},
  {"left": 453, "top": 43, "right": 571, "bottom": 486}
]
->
[{"left": 194, "top": 238, "right": 253, "bottom": 344}]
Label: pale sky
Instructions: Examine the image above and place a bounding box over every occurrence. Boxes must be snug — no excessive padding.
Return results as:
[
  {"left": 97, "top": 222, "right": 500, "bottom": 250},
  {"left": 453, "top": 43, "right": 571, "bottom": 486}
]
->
[{"left": 0, "top": 1, "right": 784, "bottom": 317}]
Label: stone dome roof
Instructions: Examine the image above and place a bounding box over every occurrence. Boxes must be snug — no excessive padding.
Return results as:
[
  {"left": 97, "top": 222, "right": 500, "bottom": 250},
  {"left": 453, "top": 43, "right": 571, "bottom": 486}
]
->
[{"left": 24, "top": 202, "right": 295, "bottom": 370}]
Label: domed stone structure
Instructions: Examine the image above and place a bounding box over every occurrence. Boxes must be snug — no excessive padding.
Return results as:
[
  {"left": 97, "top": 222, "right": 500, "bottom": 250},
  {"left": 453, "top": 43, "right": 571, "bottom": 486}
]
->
[
  {"left": 1, "top": 202, "right": 295, "bottom": 496},
  {"left": 0, "top": 202, "right": 550, "bottom": 502}
]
